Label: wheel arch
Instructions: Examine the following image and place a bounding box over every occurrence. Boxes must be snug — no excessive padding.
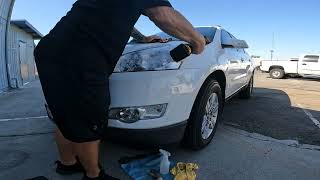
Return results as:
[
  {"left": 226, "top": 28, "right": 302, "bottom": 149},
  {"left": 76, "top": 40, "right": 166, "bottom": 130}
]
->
[
  {"left": 207, "top": 70, "right": 226, "bottom": 101},
  {"left": 190, "top": 70, "right": 226, "bottom": 118},
  {"left": 269, "top": 65, "right": 285, "bottom": 72}
]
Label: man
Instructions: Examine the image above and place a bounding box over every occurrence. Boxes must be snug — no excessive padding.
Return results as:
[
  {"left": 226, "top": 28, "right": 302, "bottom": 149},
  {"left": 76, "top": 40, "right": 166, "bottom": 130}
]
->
[{"left": 34, "top": 0, "right": 206, "bottom": 179}]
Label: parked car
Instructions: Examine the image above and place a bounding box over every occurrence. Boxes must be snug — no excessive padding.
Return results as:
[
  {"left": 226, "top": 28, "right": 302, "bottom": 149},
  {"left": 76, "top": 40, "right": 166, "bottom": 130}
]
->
[
  {"left": 260, "top": 54, "right": 320, "bottom": 79},
  {"left": 107, "top": 26, "right": 254, "bottom": 149}
]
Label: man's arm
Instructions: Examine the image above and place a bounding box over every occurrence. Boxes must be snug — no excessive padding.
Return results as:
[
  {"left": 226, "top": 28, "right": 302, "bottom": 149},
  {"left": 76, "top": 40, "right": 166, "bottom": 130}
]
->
[{"left": 144, "top": 6, "right": 206, "bottom": 54}]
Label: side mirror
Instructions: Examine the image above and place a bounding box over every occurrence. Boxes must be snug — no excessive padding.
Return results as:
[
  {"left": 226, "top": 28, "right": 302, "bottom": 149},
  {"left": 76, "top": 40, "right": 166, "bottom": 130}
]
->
[{"left": 222, "top": 39, "right": 249, "bottom": 49}]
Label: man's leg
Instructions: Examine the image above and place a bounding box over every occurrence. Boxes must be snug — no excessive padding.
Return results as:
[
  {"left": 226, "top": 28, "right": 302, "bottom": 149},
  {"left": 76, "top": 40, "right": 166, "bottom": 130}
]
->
[
  {"left": 73, "top": 140, "right": 101, "bottom": 178},
  {"left": 55, "top": 128, "right": 77, "bottom": 165}
]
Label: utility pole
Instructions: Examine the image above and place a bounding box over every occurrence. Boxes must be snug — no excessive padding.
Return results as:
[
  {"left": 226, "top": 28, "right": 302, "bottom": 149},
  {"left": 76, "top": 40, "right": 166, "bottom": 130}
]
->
[{"left": 270, "top": 32, "right": 275, "bottom": 61}]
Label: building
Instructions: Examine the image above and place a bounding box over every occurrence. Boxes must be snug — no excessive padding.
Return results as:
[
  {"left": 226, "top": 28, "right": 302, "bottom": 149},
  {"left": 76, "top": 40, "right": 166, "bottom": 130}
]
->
[
  {"left": 0, "top": 0, "right": 42, "bottom": 92},
  {"left": 0, "top": 0, "right": 42, "bottom": 93},
  {"left": 7, "top": 20, "right": 42, "bottom": 87},
  {"left": 0, "top": 0, "right": 13, "bottom": 93}
]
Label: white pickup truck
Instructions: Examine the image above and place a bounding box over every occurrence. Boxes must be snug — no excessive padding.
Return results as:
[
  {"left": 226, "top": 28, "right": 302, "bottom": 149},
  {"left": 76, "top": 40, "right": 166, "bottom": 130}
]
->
[{"left": 260, "top": 54, "right": 320, "bottom": 79}]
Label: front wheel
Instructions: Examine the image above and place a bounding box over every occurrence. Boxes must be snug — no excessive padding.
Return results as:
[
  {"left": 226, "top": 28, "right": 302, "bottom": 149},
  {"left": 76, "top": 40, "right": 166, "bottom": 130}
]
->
[
  {"left": 239, "top": 76, "right": 254, "bottom": 99},
  {"left": 182, "top": 79, "right": 223, "bottom": 150}
]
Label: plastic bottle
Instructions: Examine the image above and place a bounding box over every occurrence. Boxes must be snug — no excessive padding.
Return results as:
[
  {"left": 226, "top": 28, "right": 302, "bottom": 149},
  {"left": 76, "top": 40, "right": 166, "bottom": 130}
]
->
[{"left": 159, "top": 149, "right": 171, "bottom": 175}]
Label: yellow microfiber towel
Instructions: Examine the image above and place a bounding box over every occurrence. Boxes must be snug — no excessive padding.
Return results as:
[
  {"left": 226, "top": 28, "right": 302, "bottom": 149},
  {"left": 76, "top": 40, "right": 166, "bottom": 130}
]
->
[{"left": 170, "top": 162, "right": 199, "bottom": 180}]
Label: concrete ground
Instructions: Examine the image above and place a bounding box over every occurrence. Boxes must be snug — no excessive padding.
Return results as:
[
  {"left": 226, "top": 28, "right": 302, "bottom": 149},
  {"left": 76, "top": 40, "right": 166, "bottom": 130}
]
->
[{"left": 0, "top": 72, "right": 319, "bottom": 180}]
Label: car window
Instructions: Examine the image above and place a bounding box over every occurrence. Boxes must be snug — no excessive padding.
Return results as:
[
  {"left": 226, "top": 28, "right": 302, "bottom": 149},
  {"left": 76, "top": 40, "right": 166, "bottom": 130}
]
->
[
  {"left": 303, "top": 55, "right": 319, "bottom": 63},
  {"left": 156, "top": 27, "right": 217, "bottom": 42},
  {"left": 228, "top": 32, "right": 237, "bottom": 39},
  {"left": 221, "top": 30, "right": 233, "bottom": 44}
]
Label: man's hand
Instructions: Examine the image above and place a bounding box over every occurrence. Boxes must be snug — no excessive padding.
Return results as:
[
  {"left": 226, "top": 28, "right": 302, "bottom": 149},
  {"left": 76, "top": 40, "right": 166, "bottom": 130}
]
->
[
  {"left": 144, "top": 6, "right": 206, "bottom": 54},
  {"left": 144, "top": 35, "right": 169, "bottom": 43},
  {"left": 131, "top": 28, "right": 168, "bottom": 43}
]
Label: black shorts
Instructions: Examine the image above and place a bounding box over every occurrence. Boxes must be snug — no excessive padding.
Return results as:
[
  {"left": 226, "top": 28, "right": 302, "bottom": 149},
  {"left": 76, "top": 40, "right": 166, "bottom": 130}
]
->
[{"left": 35, "top": 42, "right": 113, "bottom": 143}]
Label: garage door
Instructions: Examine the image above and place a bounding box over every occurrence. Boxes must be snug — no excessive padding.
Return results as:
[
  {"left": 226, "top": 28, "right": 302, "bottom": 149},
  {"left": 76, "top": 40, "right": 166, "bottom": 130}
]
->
[{"left": 19, "top": 41, "right": 29, "bottom": 85}]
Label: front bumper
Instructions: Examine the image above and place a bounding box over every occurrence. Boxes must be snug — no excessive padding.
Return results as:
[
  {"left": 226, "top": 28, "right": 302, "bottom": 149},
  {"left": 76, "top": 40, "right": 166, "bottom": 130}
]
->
[
  {"left": 108, "top": 69, "right": 202, "bottom": 130},
  {"left": 105, "top": 121, "right": 188, "bottom": 145}
]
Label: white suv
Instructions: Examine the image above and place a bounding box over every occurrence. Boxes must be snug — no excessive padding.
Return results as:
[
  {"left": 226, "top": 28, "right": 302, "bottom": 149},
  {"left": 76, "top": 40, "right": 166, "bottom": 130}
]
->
[{"left": 106, "top": 26, "right": 254, "bottom": 149}]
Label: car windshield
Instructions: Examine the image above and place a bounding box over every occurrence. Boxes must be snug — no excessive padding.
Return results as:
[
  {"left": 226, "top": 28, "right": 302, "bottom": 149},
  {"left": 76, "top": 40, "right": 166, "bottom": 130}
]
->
[{"left": 156, "top": 27, "right": 217, "bottom": 42}]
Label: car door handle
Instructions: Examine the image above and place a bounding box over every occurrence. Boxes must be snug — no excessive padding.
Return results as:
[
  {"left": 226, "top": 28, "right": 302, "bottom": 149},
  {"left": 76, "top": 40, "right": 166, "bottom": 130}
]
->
[{"left": 302, "top": 63, "right": 307, "bottom": 65}]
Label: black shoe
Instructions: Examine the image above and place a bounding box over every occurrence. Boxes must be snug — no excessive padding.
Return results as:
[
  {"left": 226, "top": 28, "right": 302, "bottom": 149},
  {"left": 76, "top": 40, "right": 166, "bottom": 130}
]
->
[
  {"left": 82, "top": 170, "right": 119, "bottom": 180},
  {"left": 55, "top": 158, "right": 85, "bottom": 175}
]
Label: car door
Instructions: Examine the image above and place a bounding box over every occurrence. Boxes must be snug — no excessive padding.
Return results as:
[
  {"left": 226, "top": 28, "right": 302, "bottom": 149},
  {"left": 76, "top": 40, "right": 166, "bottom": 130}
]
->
[
  {"left": 221, "top": 30, "right": 243, "bottom": 96},
  {"left": 239, "top": 49, "right": 252, "bottom": 86},
  {"left": 226, "top": 32, "right": 251, "bottom": 88},
  {"left": 299, "top": 55, "right": 320, "bottom": 76}
]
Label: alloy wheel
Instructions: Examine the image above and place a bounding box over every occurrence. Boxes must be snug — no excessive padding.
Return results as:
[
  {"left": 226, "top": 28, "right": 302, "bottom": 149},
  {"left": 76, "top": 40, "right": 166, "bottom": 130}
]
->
[{"left": 201, "top": 93, "right": 219, "bottom": 140}]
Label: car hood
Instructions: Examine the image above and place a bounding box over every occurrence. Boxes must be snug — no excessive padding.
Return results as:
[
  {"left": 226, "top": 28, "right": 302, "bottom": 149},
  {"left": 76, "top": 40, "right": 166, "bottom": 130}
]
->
[{"left": 122, "top": 41, "right": 183, "bottom": 55}]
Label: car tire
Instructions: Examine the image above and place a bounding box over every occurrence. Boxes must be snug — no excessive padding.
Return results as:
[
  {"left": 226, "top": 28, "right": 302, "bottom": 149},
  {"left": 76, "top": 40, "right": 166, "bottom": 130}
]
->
[
  {"left": 239, "top": 76, "right": 254, "bottom": 99},
  {"left": 182, "top": 79, "right": 223, "bottom": 150},
  {"left": 270, "top": 68, "right": 285, "bottom": 79}
]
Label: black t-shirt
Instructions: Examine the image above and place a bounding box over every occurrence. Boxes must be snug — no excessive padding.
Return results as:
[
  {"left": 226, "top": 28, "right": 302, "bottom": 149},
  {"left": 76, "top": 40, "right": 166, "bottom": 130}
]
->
[{"left": 35, "top": 0, "right": 172, "bottom": 67}]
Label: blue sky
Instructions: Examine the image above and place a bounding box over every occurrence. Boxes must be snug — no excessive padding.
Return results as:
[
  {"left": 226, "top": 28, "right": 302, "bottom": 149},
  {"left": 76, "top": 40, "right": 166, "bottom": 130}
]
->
[{"left": 12, "top": 0, "right": 320, "bottom": 60}]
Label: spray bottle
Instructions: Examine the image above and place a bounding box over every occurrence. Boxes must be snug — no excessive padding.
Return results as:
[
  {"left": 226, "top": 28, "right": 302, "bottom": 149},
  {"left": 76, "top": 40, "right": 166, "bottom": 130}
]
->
[{"left": 159, "top": 149, "right": 171, "bottom": 175}]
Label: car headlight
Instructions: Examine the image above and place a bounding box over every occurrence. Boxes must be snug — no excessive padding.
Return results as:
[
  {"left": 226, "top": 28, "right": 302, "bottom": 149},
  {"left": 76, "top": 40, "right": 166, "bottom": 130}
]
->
[
  {"left": 114, "top": 46, "right": 182, "bottom": 73},
  {"left": 109, "top": 104, "right": 167, "bottom": 123}
]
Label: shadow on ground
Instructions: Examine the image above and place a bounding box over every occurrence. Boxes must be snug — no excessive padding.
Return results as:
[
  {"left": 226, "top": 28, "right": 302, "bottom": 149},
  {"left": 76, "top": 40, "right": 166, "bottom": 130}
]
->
[
  {"left": 287, "top": 76, "right": 320, "bottom": 82},
  {"left": 223, "top": 87, "right": 320, "bottom": 146}
]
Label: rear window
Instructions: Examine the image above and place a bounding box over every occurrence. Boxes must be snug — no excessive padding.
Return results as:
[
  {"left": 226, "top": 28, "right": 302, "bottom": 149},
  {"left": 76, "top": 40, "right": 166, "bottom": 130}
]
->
[
  {"left": 303, "top": 55, "right": 319, "bottom": 63},
  {"left": 157, "top": 27, "right": 217, "bottom": 42}
]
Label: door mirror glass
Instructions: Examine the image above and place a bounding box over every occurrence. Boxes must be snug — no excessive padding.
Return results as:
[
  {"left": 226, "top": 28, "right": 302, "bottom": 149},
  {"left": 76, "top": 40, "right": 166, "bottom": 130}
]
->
[{"left": 222, "top": 39, "right": 249, "bottom": 49}]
